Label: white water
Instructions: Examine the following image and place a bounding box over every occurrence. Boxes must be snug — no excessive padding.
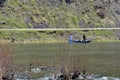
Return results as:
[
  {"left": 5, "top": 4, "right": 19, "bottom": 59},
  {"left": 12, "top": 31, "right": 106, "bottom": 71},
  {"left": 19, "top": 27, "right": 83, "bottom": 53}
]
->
[
  {"left": 14, "top": 67, "right": 120, "bottom": 80},
  {"left": 39, "top": 76, "right": 120, "bottom": 80},
  {"left": 15, "top": 75, "right": 120, "bottom": 80},
  {"left": 31, "top": 68, "right": 42, "bottom": 73}
]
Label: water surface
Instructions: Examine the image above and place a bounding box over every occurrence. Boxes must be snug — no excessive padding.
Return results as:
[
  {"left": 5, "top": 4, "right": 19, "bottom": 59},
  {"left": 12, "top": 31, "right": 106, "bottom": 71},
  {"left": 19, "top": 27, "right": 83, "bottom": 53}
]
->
[{"left": 12, "top": 42, "right": 120, "bottom": 78}]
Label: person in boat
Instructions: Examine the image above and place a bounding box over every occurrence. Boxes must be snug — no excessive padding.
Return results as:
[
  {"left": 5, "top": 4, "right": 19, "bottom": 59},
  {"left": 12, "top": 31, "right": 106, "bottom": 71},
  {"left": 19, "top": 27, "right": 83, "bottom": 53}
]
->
[
  {"left": 81, "top": 34, "right": 86, "bottom": 41},
  {"left": 69, "top": 34, "right": 73, "bottom": 41},
  {"left": 83, "top": 35, "right": 86, "bottom": 41}
]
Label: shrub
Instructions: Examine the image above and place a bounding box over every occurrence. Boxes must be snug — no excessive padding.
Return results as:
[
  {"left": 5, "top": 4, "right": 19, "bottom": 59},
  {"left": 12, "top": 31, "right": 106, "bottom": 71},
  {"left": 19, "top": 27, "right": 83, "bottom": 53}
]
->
[
  {"left": 0, "top": 0, "right": 6, "bottom": 7},
  {"left": 97, "top": 8, "right": 106, "bottom": 18},
  {"left": 0, "top": 42, "right": 14, "bottom": 80},
  {"left": 55, "top": 43, "right": 88, "bottom": 79}
]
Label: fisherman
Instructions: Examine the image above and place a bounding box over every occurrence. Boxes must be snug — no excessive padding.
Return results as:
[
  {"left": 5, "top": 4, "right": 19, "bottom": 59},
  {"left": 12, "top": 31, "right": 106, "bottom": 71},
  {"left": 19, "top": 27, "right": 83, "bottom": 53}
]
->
[
  {"left": 69, "top": 34, "right": 73, "bottom": 41},
  {"left": 83, "top": 35, "right": 86, "bottom": 41}
]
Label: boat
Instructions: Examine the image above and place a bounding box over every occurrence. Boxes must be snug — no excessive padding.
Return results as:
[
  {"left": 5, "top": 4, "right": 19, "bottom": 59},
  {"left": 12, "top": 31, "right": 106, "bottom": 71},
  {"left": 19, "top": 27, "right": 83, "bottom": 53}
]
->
[
  {"left": 68, "top": 39, "right": 90, "bottom": 43},
  {"left": 68, "top": 35, "right": 90, "bottom": 44}
]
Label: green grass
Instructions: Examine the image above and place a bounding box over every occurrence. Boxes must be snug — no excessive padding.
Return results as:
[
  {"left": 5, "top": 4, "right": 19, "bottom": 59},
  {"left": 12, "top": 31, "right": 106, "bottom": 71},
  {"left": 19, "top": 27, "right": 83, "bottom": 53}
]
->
[
  {"left": 0, "top": 30, "right": 118, "bottom": 43},
  {"left": 11, "top": 42, "right": 120, "bottom": 78},
  {"left": 0, "top": 0, "right": 119, "bottom": 28}
]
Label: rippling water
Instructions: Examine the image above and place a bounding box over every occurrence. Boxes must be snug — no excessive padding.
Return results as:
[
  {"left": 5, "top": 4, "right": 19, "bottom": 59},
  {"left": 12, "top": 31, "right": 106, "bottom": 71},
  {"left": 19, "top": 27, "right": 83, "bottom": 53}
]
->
[
  {"left": 15, "top": 76, "right": 120, "bottom": 80},
  {"left": 39, "top": 76, "right": 120, "bottom": 80},
  {"left": 13, "top": 42, "right": 120, "bottom": 79},
  {"left": 15, "top": 72, "right": 120, "bottom": 80}
]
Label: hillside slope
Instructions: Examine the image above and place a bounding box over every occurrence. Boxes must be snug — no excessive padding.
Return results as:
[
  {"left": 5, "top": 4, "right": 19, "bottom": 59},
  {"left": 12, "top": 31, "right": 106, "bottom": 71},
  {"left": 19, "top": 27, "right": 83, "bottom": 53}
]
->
[{"left": 0, "top": 0, "right": 120, "bottom": 28}]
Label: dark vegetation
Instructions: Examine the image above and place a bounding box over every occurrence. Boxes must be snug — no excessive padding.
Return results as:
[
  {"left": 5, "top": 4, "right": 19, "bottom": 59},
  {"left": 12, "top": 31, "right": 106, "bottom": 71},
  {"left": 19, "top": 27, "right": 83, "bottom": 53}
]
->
[
  {"left": 0, "top": 0, "right": 120, "bottom": 28},
  {"left": 0, "top": 0, "right": 6, "bottom": 7}
]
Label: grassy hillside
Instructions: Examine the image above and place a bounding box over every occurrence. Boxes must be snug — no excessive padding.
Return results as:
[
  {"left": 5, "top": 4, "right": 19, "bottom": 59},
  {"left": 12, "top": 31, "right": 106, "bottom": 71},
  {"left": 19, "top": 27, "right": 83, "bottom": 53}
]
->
[{"left": 0, "top": 0, "right": 120, "bottom": 28}]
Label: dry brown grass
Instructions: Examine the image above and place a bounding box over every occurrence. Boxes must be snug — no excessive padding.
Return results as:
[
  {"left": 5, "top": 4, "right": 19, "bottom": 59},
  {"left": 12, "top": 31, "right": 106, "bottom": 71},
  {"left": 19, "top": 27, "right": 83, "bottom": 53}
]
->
[
  {"left": 54, "top": 42, "right": 88, "bottom": 79},
  {"left": 0, "top": 42, "right": 14, "bottom": 80}
]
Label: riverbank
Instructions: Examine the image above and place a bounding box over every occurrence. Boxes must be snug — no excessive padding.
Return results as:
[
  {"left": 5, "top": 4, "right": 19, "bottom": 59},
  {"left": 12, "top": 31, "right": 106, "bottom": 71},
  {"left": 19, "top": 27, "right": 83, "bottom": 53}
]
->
[{"left": 0, "top": 30, "right": 120, "bottom": 43}]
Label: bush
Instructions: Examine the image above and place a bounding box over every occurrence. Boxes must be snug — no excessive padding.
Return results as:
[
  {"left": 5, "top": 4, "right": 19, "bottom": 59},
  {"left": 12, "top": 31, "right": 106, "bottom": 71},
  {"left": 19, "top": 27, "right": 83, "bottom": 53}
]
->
[
  {"left": 97, "top": 9, "right": 106, "bottom": 18},
  {"left": 0, "top": 0, "right": 6, "bottom": 7},
  {"left": 0, "top": 42, "right": 14, "bottom": 80},
  {"left": 55, "top": 43, "right": 88, "bottom": 79}
]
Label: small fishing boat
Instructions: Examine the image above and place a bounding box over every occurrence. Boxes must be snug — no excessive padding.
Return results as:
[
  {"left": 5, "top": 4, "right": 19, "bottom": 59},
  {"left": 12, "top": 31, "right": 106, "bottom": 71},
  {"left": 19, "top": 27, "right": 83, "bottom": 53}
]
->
[
  {"left": 68, "top": 39, "right": 90, "bottom": 43},
  {"left": 68, "top": 35, "right": 90, "bottom": 44}
]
